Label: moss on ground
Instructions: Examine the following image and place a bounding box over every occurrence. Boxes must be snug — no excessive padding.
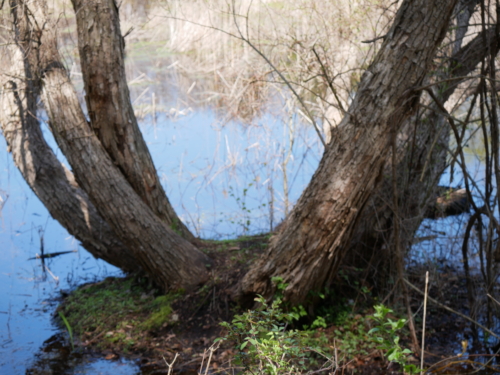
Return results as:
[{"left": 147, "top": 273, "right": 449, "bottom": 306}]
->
[
  {"left": 58, "top": 276, "right": 181, "bottom": 352},
  {"left": 53, "top": 235, "right": 483, "bottom": 374},
  {"left": 55, "top": 235, "right": 388, "bottom": 372},
  {"left": 56, "top": 234, "right": 271, "bottom": 359}
]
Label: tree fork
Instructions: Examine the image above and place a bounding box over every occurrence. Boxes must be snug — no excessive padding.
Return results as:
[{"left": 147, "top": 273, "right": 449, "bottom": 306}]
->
[
  {"left": 1, "top": 3, "right": 140, "bottom": 272},
  {"left": 343, "top": 20, "right": 500, "bottom": 292},
  {"left": 21, "top": 1, "right": 211, "bottom": 290}
]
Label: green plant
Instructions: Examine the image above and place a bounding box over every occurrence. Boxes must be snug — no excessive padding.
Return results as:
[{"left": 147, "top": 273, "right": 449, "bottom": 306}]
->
[
  {"left": 59, "top": 276, "right": 183, "bottom": 351},
  {"left": 217, "top": 294, "right": 326, "bottom": 375},
  {"left": 169, "top": 219, "right": 182, "bottom": 236},
  {"left": 227, "top": 184, "right": 252, "bottom": 234},
  {"left": 140, "top": 295, "right": 174, "bottom": 331},
  {"left": 368, "top": 304, "right": 420, "bottom": 374},
  {"left": 58, "top": 311, "right": 74, "bottom": 350},
  {"left": 226, "top": 182, "right": 267, "bottom": 235}
]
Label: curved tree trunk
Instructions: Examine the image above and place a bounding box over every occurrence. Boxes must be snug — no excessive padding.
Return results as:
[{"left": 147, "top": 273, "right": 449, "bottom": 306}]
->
[
  {"left": 239, "top": 0, "right": 459, "bottom": 306},
  {"left": 70, "top": 0, "right": 194, "bottom": 241},
  {"left": 0, "top": 7, "right": 140, "bottom": 272},
  {"left": 17, "top": 1, "right": 211, "bottom": 291}
]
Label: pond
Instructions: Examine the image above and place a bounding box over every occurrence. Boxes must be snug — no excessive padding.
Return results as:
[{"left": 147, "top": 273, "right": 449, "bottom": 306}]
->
[
  {"left": 0, "top": 47, "right": 323, "bottom": 372},
  {"left": 0, "top": 136, "right": 137, "bottom": 372}
]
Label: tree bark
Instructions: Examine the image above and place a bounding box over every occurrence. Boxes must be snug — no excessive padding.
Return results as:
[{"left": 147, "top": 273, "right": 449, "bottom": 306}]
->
[
  {"left": 19, "top": 1, "right": 211, "bottom": 291},
  {"left": 343, "top": 20, "right": 499, "bottom": 290},
  {"left": 70, "top": 0, "right": 195, "bottom": 241},
  {"left": 0, "top": 6, "right": 140, "bottom": 272},
  {"left": 239, "top": 0, "right": 459, "bottom": 305}
]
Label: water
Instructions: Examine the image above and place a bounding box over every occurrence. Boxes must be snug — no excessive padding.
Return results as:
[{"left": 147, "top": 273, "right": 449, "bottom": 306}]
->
[
  {"left": 0, "top": 12, "right": 493, "bottom": 374},
  {"left": 0, "top": 55, "right": 490, "bottom": 374},
  {"left": 0, "top": 75, "right": 322, "bottom": 373},
  {"left": 0, "top": 134, "right": 141, "bottom": 372},
  {"left": 140, "top": 110, "right": 321, "bottom": 238}
]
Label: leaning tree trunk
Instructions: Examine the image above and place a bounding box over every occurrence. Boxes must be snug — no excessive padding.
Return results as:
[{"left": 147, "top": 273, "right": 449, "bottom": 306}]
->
[
  {"left": 0, "top": 6, "right": 140, "bottom": 272},
  {"left": 343, "top": 9, "right": 499, "bottom": 291},
  {"left": 239, "top": 0, "right": 459, "bottom": 306},
  {"left": 70, "top": 0, "right": 194, "bottom": 241},
  {"left": 17, "top": 1, "right": 211, "bottom": 291}
]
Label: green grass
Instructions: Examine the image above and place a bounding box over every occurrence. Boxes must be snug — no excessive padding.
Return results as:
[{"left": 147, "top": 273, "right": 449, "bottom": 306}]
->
[{"left": 58, "top": 276, "right": 181, "bottom": 350}]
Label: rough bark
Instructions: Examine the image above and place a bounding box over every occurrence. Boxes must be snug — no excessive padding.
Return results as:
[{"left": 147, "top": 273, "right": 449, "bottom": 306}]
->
[
  {"left": 239, "top": 0, "right": 459, "bottom": 305},
  {"left": 0, "top": 6, "right": 140, "bottom": 272},
  {"left": 70, "top": 0, "right": 194, "bottom": 242},
  {"left": 343, "top": 22, "right": 499, "bottom": 290},
  {"left": 20, "top": 1, "right": 210, "bottom": 290}
]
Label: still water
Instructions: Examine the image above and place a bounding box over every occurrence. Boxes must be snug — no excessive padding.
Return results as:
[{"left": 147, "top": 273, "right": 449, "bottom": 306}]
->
[
  {"left": 0, "top": 94, "right": 321, "bottom": 373},
  {"left": 0, "top": 133, "right": 136, "bottom": 372}
]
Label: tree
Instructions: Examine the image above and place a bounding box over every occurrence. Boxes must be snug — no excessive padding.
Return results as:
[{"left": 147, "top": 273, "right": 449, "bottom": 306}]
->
[
  {"left": 0, "top": 2, "right": 139, "bottom": 272},
  {"left": 342, "top": 3, "right": 500, "bottom": 290},
  {"left": 2, "top": 0, "right": 211, "bottom": 291},
  {"left": 238, "top": 0, "right": 460, "bottom": 305},
  {"left": 71, "top": 0, "right": 195, "bottom": 242},
  {"left": 0, "top": 47, "right": 140, "bottom": 272},
  {"left": 1, "top": 0, "right": 494, "bottom": 307}
]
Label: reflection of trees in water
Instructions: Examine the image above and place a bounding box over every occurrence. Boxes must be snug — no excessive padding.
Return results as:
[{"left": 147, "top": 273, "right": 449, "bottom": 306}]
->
[
  {"left": 27, "top": 334, "right": 79, "bottom": 375},
  {"left": 112, "top": 0, "right": 397, "bottom": 125}
]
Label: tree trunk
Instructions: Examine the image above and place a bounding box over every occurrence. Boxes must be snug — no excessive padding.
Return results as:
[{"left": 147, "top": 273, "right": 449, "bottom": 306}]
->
[
  {"left": 239, "top": 0, "right": 459, "bottom": 306},
  {"left": 70, "top": 0, "right": 195, "bottom": 241},
  {"left": 343, "top": 19, "right": 499, "bottom": 291},
  {"left": 0, "top": 7, "right": 140, "bottom": 272},
  {"left": 19, "top": 1, "right": 211, "bottom": 291}
]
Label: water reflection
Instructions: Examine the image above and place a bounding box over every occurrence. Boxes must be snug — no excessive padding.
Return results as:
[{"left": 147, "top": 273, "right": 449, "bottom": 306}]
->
[
  {"left": 141, "top": 110, "right": 321, "bottom": 238},
  {"left": 1, "top": 5, "right": 495, "bottom": 373},
  {"left": 26, "top": 334, "right": 140, "bottom": 375}
]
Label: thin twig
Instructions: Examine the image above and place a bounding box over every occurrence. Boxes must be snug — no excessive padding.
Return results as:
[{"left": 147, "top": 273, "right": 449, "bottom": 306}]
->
[
  {"left": 487, "top": 293, "right": 500, "bottom": 306},
  {"left": 361, "top": 34, "right": 386, "bottom": 43},
  {"left": 421, "top": 271, "right": 429, "bottom": 371},
  {"left": 199, "top": 341, "right": 220, "bottom": 375},
  {"left": 163, "top": 352, "right": 179, "bottom": 375},
  {"left": 229, "top": 4, "right": 326, "bottom": 146},
  {"left": 312, "top": 46, "right": 346, "bottom": 115}
]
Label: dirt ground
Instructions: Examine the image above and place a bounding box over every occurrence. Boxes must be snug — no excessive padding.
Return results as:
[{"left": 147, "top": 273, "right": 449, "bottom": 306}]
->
[{"left": 46, "top": 234, "right": 500, "bottom": 375}]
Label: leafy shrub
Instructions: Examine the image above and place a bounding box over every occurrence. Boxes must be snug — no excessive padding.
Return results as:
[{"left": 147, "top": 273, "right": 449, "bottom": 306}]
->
[
  {"left": 217, "top": 295, "right": 328, "bottom": 375},
  {"left": 368, "top": 304, "right": 420, "bottom": 374}
]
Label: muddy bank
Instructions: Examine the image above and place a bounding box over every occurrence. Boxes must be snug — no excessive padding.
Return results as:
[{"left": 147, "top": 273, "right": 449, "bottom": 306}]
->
[{"left": 50, "top": 234, "right": 500, "bottom": 374}]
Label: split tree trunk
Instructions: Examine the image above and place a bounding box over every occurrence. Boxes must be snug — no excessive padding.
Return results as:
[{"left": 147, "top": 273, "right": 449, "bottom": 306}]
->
[
  {"left": 0, "top": 47, "right": 139, "bottom": 272},
  {"left": 239, "top": 0, "right": 459, "bottom": 305},
  {"left": 17, "top": 1, "right": 211, "bottom": 291},
  {"left": 70, "top": 0, "right": 194, "bottom": 241},
  {"left": 0, "top": 4, "right": 140, "bottom": 271}
]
